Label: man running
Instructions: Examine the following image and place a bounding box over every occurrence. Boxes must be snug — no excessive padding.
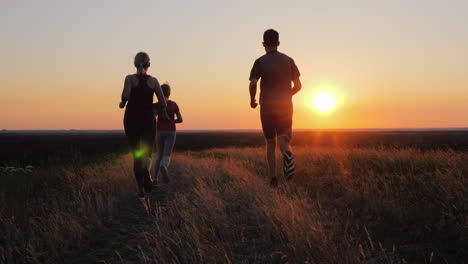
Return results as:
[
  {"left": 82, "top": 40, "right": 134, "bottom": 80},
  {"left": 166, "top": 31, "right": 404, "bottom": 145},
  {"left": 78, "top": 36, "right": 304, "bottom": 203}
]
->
[{"left": 249, "top": 29, "right": 302, "bottom": 187}]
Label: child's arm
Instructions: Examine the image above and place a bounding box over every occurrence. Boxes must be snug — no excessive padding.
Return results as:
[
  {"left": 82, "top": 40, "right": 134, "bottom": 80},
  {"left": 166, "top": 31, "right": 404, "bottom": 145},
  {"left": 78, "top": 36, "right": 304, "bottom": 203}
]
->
[{"left": 175, "top": 111, "right": 183, "bottom": 123}]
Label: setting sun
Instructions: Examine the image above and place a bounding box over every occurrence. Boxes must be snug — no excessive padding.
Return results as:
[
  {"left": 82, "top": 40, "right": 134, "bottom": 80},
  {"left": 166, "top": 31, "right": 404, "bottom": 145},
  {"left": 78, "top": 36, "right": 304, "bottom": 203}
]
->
[{"left": 310, "top": 91, "right": 338, "bottom": 113}]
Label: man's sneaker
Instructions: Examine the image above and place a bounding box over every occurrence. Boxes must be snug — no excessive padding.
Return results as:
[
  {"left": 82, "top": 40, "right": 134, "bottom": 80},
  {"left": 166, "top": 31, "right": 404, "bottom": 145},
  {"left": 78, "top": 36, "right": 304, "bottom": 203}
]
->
[
  {"left": 138, "top": 191, "right": 145, "bottom": 201},
  {"left": 143, "top": 169, "right": 153, "bottom": 193},
  {"left": 270, "top": 177, "right": 278, "bottom": 188},
  {"left": 160, "top": 166, "right": 170, "bottom": 184},
  {"left": 283, "top": 150, "right": 295, "bottom": 181}
]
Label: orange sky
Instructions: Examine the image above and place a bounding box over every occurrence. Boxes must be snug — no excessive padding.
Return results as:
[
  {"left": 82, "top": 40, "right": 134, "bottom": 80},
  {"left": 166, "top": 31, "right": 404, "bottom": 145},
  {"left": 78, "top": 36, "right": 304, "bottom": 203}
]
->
[{"left": 1, "top": 0, "right": 467, "bottom": 130}]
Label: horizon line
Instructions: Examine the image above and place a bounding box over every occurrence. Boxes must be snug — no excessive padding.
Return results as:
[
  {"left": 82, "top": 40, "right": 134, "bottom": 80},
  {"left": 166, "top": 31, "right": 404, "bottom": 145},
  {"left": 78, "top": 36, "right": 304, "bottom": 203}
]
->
[{"left": 2, "top": 127, "right": 468, "bottom": 133}]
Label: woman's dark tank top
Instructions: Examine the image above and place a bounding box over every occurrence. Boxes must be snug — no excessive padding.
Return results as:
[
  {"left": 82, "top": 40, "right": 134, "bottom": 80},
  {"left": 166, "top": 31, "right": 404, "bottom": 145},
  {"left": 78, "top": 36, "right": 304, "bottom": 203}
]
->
[{"left": 124, "top": 74, "right": 155, "bottom": 124}]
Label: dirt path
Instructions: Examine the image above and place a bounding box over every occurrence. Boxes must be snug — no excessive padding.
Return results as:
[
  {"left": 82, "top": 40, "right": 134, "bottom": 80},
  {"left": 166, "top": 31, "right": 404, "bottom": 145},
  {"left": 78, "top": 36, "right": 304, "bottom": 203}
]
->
[
  {"left": 65, "top": 148, "right": 467, "bottom": 263},
  {"left": 70, "top": 181, "right": 171, "bottom": 264},
  {"left": 68, "top": 152, "right": 300, "bottom": 263}
]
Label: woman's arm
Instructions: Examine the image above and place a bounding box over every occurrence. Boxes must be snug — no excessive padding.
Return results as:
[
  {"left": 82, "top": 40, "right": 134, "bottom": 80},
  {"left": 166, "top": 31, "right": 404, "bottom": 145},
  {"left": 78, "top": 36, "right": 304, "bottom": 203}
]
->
[
  {"left": 150, "top": 77, "right": 167, "bottom": 107},
  {"left": 149, "top": 77, "right": 169, "bottom": 119},
  {"left": 175, "top": 111, "right": 183, "bottom": 123},
  {"left": 153, "top": 103, "right": 160, "bottom": 115},
  {"left": 119, "top": 75, "right": 133, "bottom": 108}
]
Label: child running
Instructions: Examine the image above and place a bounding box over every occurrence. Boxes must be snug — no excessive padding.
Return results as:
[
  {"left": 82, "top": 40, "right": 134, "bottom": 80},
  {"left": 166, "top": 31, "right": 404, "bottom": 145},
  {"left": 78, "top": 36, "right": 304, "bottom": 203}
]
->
[{"left": 152, "top": 83, "right": 183, "bottom": 183}]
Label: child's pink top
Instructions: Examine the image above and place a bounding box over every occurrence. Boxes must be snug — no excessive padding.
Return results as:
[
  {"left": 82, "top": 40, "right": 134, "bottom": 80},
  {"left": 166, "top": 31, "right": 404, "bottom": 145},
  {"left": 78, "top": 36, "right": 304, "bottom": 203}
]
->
[{"left": 154, "top": 100, "right": 179, "bottom": 131}]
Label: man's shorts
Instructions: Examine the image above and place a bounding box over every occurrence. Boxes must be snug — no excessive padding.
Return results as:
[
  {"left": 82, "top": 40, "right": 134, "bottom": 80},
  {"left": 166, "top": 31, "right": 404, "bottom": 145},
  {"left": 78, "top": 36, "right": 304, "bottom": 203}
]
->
[{"left": 260, "top": 105, "right": 292, "bottom": 140}]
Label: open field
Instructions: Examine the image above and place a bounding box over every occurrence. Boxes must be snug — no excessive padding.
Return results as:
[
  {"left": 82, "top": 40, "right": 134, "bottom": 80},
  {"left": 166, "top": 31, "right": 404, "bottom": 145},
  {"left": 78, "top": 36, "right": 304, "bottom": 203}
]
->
[
  {"left": 2, "top": 130, "right": 468, "bottom": 167},
  {"left": 1, "top": 131, "right": 467, "bottom": 263}
]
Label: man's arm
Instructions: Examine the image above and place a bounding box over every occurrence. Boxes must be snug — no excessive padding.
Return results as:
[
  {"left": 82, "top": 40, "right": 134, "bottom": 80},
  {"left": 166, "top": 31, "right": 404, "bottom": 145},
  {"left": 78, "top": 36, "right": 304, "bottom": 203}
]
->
[
  {"left": 119, "top": 75, "right": 132, "bottom": 108},
  {"left": 249, "top": 59, "right": 261, "bottom": 109},
  {"left": 290, "top": 58, "right": 301, "bottom": 96},
  {"left": 249, "top": 78, "right": 258, "bottom": 108},
  {"left": 291, "top": 78, "right": 302, "bottom": 96}
]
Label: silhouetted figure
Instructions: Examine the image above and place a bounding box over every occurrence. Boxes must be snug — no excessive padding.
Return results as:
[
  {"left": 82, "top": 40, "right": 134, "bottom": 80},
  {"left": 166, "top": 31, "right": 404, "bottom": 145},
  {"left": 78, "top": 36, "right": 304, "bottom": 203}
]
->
[
  {"left": 249, "top": 29, "right": 302, "bottom": 187},
  {"left": 152, "top": 83, "right": 183, "bottom": 184},
  {"left": 119, "top": 52, "right": 168, "bottom": 200}
]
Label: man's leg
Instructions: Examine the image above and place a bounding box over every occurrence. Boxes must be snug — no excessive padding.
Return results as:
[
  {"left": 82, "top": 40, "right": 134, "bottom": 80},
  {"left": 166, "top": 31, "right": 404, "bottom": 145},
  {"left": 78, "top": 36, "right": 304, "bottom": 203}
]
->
[
  {"left": 279, "top": 135, "right": 295, "bottom": 180},
  {"left": 278, "top": 111, "right": 294, "bottom": 180},
  {"left": 261, "top": 108, "right": 278, "bottom": 187},
  {"left": 266, "top": 138, "right": 277, "bottom": 182}
]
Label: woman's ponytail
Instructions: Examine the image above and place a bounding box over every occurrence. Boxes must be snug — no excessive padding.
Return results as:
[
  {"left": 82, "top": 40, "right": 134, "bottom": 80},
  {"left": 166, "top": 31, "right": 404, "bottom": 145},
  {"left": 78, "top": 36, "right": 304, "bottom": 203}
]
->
[
  {"left": 134, "top": 52, "right": 150, "bottom": 75},
  {"left": 136, "top": 63, "right": 144, "bottom": 75}
]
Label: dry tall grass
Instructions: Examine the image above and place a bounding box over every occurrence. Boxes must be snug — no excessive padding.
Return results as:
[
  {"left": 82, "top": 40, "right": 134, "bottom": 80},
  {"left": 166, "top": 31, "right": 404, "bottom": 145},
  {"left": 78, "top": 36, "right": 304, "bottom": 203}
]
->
[
  {"left": 139, "top": 147, "right": 467, "bottom": 263},
  {"left": 1, "top": 147, "right": 466, "bottom": 263},
  {"left": 0, "top": 156, "right": 135, "bottom": 263}
]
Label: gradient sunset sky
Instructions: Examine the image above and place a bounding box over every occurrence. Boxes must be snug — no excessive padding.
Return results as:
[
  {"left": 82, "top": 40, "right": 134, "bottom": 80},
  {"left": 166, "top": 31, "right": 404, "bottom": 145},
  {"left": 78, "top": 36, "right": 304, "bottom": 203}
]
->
[{"left": 1, "top": 0, "right": 467, "bottom": 130}]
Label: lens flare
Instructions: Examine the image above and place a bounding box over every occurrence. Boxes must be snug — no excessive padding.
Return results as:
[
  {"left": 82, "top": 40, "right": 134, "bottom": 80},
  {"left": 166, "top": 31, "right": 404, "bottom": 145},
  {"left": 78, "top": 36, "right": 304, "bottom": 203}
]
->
[{"left": 134, "top": 150, "right": 143, "bottom": 158}]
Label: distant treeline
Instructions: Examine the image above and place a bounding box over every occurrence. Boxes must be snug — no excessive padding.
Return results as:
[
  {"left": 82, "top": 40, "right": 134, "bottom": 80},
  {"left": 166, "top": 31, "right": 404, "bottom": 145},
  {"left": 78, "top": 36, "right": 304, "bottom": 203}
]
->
[{"left": 1, "top": 130, "right": 468, "bottom": 167}]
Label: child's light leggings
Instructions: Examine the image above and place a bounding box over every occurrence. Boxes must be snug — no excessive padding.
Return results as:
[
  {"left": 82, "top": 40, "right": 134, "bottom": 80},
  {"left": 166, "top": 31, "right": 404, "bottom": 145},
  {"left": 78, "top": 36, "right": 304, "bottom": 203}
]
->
[{"left": 152, "top": 131, "right": 176, "bottom": 180}]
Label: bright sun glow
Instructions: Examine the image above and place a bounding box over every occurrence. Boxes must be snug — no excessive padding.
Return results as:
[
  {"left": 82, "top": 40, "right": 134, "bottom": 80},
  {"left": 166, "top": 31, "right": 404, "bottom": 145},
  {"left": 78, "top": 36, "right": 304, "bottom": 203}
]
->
[{"left": 310, "top": 91, "right": 338, "bottom": 113}]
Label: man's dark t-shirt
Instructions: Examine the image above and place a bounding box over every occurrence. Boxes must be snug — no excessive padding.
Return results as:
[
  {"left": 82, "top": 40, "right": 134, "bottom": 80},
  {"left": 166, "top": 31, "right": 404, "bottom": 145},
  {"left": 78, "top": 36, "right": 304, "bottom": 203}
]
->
[{"left": 249, "top": 50, "right": 300, "bottom": 112}]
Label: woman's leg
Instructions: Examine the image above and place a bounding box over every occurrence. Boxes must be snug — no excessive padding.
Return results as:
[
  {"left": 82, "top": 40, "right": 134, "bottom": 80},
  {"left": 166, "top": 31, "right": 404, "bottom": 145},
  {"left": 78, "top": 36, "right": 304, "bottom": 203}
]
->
[
  {"left": 124, "top": 119, "right": 144, "bottom": 195},
  {"left": 152, "top": 132, "right": 165, "bottom": 182},
  {"left": 140, "top": 123, "right": 156, "bottom": 192}
]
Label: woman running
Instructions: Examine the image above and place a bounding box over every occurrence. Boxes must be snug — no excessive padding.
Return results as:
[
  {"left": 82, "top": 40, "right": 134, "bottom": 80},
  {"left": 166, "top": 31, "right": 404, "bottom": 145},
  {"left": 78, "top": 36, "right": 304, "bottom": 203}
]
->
[{"left": 119, "top": 52, "right": 167, "bottom": 200}]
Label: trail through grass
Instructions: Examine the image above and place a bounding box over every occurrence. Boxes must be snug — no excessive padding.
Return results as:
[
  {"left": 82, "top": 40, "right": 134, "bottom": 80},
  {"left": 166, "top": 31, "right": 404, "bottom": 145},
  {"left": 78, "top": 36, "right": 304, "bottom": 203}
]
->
[
  {"left": 2, "top": 147, "right": 467, "bottom": 263},
  {"left": 74, "top": 147, "right": 467, "bottom": 263}
]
